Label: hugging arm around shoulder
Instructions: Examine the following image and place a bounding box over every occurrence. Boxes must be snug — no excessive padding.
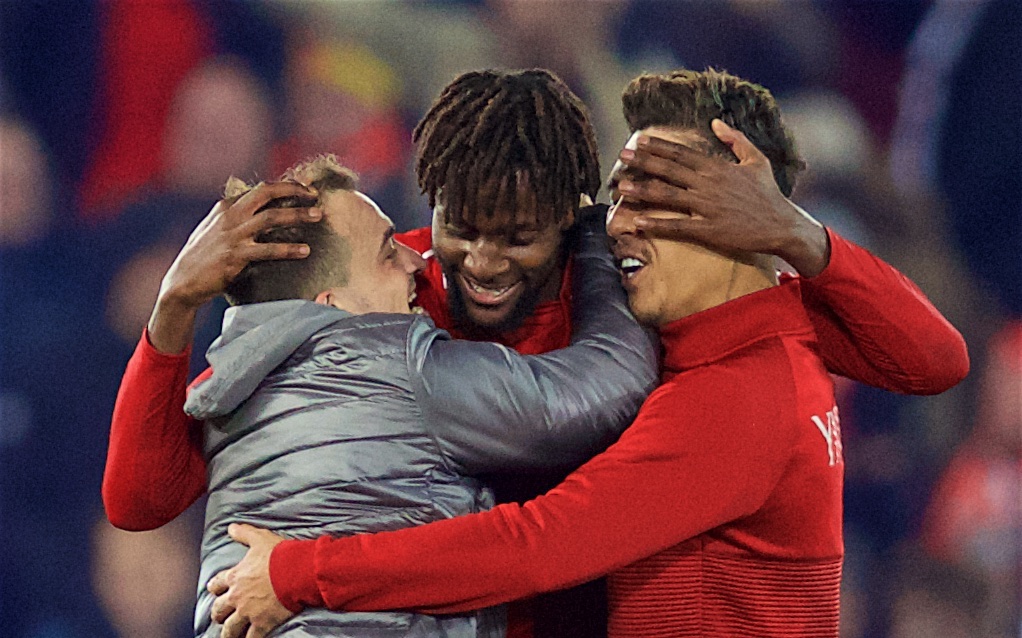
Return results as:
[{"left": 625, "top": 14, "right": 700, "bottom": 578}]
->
[
  {"left": 270, "top": 375, "right": 791, "bottom": 614},
  {"left": 410, "top": 209, "right": 659, "bottom": 475}
]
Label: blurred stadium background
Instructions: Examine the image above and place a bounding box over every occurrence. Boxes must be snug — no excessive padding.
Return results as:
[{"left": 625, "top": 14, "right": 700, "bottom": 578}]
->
[{"left": 0, "top": 1, "right": 1018, "bottom": 636}]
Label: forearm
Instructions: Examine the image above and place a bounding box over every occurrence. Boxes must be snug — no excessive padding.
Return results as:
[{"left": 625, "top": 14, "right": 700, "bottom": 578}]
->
[
  {"left": 803, "top": 229, "right": 969, "bottom": 394},
  {"left": 147, "top": 293, "right": 199, "bottom": 354},
  {"left": 419, "top": 222, "right": 657, "bottom": 473},
  {"left": 271, "top": 394, "right": 782, "bottom": 614},
  {"left": 102, "top": 331, "right": 208, "bottom": 530}
]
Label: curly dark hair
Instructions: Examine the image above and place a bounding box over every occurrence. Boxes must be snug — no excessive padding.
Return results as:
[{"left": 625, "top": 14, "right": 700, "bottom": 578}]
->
[
  {"left": 622, "top": 68, "right": 804, "bottom": 196},
  {"left": 414, "top": 69, "right": 601, "bottom": 227}
]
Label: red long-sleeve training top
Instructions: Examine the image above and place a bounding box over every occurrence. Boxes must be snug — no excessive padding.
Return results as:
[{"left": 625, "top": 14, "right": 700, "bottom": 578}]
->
[
  {"left": 102, "top": 228, "right": 967, "bottom": 531},
  {"left": 271, "top": 278, "right": 847, "bottom": 636}
]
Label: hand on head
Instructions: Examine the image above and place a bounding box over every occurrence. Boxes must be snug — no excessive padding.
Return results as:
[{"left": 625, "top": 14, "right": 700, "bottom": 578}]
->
[
  {"left": 612, "top": 120, "right": 830, "bottom": 277},
  {"left": 147, "top": 181, "right": 323, "bottom": 353}
]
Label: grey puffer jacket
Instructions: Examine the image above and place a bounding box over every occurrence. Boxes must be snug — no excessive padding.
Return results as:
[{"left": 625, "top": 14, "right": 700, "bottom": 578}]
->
[{"left": 185, "top": 220, "right": 657, "bottom": 637}]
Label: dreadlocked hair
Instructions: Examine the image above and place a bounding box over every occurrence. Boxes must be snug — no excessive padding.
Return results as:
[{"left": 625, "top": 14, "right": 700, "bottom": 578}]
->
[
  {"left": 622, "top": 68, "right": 805, "bottom": 197},
  {"left": 414, "top": 69, "right": 601, "bottom": 227}
]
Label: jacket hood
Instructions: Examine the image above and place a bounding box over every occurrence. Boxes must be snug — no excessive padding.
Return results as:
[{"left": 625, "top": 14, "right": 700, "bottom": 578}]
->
[{"left": 184, "top": 300, "right": 351, "bottom": 419}]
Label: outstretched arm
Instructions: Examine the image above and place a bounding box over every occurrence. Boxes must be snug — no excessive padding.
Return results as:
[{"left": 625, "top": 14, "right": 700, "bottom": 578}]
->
[
  {"left": 208, "top": 381, "right": 791, "bottom": 635},
  {"left": 615, "top": 121, "right": 968, "bottom": 394},
  {"left": 412, "top": 206, "right": 659, "bottom": 474},
  {"left": 102, "top": 182, "right": 322, "bottom": 529}
]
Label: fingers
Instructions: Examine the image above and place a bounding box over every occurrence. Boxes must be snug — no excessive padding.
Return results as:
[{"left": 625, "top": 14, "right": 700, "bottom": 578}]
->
[
  {"left": 235, "top": 204, "right": 323, "bottom": 236},
  {"left": 227, "top": 523, "right": 261, "bottom": 546},
  {"left": 711, "top": 119, "right": 766, "bottom": 165},
  {"left": 212, "top": 592, "right": 237, "bottom": 625},
  {"left": 619, "top": 148, "right": 700, "bottom": 189},
  {"left": 208, "top": 571, "right": 230, "bottom": 595},
  {"left": 634, "top": 135, "right": 712, "bottom": 171},
  {"left": 618, "top": 176, "right": 699, "bottom": 211},
  {"left": 227, "top": 181, "right": 319, "bottom": 225},
  {"left": 246, "top": 624, "right": 272, "bottom": 638},
  {"left": 220, "top": 612, "right": 249, "bottom": 638},
  {"left": 238, "top": 241, "right": 310, "bottom": 263},
  {"left": 633, "top": 215, "right": 710, "bottom": 243}
]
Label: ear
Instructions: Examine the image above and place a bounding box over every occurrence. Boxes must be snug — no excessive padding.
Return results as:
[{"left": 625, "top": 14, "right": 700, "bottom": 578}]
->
[
  {"left": 560, "top": 205, "right": 577, "bottom": 231},
  {"left": 314, "top": 290, "right": 333, "bottom": 307}
]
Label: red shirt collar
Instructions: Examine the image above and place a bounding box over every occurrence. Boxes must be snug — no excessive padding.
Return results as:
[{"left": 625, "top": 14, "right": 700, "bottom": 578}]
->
[
  {"left": 658, "top": 279, "right": 813, "bottom": 377},
  {"left": 397, "top": 227, "right": 574, "bottom": 355}
]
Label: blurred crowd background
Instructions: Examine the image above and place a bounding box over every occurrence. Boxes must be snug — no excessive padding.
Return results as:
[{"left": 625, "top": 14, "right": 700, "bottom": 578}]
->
[{"left": 0, "top": 1, "right": 1018, "bottom": 637}]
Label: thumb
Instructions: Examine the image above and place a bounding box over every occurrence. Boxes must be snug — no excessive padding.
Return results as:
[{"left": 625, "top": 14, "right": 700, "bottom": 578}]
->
[
  {"left": 711, "top": 119, "right": 765, "bottom": 165},
  {"left": 227, "top": 523, "right": 260, "bottom": 546}
]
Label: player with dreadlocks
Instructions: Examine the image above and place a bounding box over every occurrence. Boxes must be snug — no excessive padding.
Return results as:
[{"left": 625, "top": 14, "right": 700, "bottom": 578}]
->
[
  {"left": 104, "top": 69, "right": 640, "bottom": 638},
  {"left": 105, "top": 67, "right": 967, "bottom": 638},
  {"left": 400, "top": 68, "right": 602, "bottom": 344}
]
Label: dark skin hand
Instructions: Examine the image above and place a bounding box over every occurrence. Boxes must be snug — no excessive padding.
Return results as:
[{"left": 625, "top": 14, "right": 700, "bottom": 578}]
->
[
  {"left": 614, "top": 119, "right": 831, "bottom": 277},
  {"left": 148, "top": 181, "right": 323, "bottom": 354}
]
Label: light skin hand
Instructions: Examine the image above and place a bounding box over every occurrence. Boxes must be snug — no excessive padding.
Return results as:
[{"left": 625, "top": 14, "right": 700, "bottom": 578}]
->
[
  {"left": 147, "top": 181, "right": 323, "bottom": 354},
  {"left": 207, "top": 524, "right": 292, "bottom": 638},
  {"left": 617, "top": 119, "right": 831, "bottom": 277}
]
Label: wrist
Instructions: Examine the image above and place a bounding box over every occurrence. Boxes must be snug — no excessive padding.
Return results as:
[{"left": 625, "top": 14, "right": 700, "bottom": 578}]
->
[
  {"left": 271, "top": 539, "right": 323, "bottom": 613},
  {"left": 776, "top": 203, "right": 830, "bottom": 278},
  {"left": 147, "top": 294, "right": 200, "bottom": 355}
]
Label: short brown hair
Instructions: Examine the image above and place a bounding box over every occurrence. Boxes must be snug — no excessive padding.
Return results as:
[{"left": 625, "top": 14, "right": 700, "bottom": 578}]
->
[
  {"left": 622, "top": 68, "right": 804, "bottom": 196},
  {"left": 224, "top": 155, "right": 358, "bottom": 306}
]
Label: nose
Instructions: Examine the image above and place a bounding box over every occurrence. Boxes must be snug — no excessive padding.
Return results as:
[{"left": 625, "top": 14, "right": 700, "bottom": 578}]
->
[
  {"left": 606, "top": 200, "right": 639, "bottom": 240},
  {"left": 399, "top": 244, "right": 427, "bottom": 274},
  {"left": 462, "top": 238, "right": 509, "bottom": 281}
]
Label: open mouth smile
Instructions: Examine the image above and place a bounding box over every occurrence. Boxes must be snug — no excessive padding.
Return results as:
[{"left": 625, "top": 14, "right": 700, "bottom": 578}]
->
[
  {"left": 618, "top": 257, "right": 647, "bottom": 279},
  {"left": 459, "top": 274, "right": 522, "bottom": 307}
]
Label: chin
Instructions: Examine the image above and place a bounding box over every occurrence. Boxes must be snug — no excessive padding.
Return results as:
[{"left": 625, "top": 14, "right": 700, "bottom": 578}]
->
[{"left": 463, "top": 304, "right": 518, "bottom": 331}]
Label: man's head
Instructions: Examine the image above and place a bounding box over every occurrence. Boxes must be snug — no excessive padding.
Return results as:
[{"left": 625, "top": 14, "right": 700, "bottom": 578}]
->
[
  {"left": 608, "top": 68, "right": 801, "bottom": 326},
  {"left": 414, "top": 69, "right": 601, "bottom": 333},
  {"left": 224, "top": 155, "right": 424, "bottom": 314}
]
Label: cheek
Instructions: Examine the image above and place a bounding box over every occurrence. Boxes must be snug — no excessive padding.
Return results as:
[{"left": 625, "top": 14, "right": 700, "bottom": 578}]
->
[
  {"left": 431, "top": 234, "right": 464, "bottom": 266},
  {"left": 511, "top": 241, "right": 562, "bottom": 276}
]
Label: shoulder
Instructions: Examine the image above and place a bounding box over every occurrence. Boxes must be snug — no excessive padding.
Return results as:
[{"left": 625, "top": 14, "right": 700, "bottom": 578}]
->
[
  {"left": 396, "top": 226, "right": 433, "bottom": 255},
  {"left": 647, "top": 338, "right": 814, "bottom": 436},
  {"left": 310, "top": 313, "right": 434, "bottom": 357}
]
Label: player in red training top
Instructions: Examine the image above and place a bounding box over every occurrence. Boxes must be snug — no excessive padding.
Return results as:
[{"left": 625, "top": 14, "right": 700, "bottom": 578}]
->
[
  {"left": 203, "top": 69, "right": 969, "bottom": 638},
  {"left": 104, "top": 70, "right": 967, "bottom": 638}
]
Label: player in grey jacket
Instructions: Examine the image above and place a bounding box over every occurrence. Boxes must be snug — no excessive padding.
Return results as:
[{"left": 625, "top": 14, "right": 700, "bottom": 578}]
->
[{"left": 184, "top": 158, "right": 657, "bottom": 637}]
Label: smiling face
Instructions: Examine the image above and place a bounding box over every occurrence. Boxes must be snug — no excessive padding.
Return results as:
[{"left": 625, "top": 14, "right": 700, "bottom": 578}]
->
[
  {"left": 431, "top": 185, "right": 574, "bottom": 334},
  {"left": 319, "top": 190, "right": 425, "bottom": 314},
  {"left": 607, "top": 128, "right": 771, "bottom": 327}
]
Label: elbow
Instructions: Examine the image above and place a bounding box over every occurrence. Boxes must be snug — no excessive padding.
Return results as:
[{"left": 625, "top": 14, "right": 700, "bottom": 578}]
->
[
  {"left": 930, "top": 333, "right": 971, "bottom": 394},
  {"left": 900, "top": 331, "right": 971, "bottom": 395},
  {"left": 101, "top": 480, "right": 171, "bottom": 532}
]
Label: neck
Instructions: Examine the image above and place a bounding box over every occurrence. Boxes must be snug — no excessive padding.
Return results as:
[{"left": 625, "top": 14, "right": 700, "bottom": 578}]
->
[
  {"left": 316, "top": 290, "right": 403, "bottom": 315},
  {"left": 665, "top": 257, "right": 778, "bottom": 325}
]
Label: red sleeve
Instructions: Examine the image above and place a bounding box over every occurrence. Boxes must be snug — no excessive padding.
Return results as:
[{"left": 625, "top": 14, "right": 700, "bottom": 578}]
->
[
  {"left": 802, "top": 228, "right": 969, "bottom": 394},
  {"left": 269, "top": 379, "right": 792, "bottom": 614},
  {"left": 394, "top": 227, "right": 433, "bottom": 254},
  {"left": 101, "top": 330, "right": 208, "bottom": 530}
]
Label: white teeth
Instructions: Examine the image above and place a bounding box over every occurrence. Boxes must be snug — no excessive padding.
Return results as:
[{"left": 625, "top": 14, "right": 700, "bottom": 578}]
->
[
  {"left": 468, "top": 280, "right": 511, "bottom": 297},
  {"left": 620, "top": 257, "right": 646, "bottom": 278}
]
